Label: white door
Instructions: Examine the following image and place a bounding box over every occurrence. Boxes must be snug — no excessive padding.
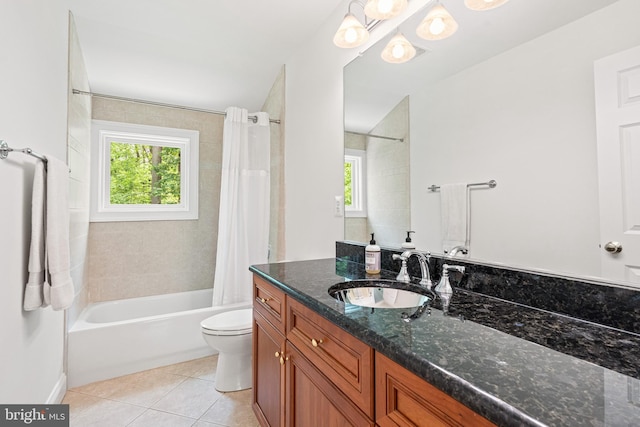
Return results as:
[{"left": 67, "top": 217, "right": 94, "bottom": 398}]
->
[{"left": 594, "top": 45, "right": 640, "bottom": 285}]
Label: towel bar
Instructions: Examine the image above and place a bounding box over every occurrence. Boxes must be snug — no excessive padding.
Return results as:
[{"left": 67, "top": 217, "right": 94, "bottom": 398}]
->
[
  {"left": 0, "top": 140, "right": 48, "bottom": 164},
  {"left": 428, "top": 180, "right": 497, "bottom": 192}
]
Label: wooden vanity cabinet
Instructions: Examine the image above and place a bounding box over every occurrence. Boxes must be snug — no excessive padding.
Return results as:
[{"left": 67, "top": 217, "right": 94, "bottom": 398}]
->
[
  {"left": 253, "top": 275, "right": 373, "bottom": 427},
  {"left": 285, "top": 342, "right": 374, "bottom": 427},
  {"left": 253, "top": 275, "right": 287, "bottom": 427},
  {"left": 375, "top": 353, "right": 496, "bottom": 427},
  {"left": 253, "top": 274, "right": 495, "bottom": 427}
]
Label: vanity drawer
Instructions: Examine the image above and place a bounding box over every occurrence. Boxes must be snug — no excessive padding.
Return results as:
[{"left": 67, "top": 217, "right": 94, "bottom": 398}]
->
[
  {"left": 253, "top": 275, "right": 286, "bottom": 335},
  {"left": 286, "top": 297, "right": 374, "bottom": 418},
  {"left": 376, "top": 353, "right": 496, "bottom": 427}
]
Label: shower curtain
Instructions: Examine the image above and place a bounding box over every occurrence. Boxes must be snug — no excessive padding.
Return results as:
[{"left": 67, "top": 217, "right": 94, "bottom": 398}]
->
[{"left": 212, "top": 107, "right": 271, "bottom": 306}]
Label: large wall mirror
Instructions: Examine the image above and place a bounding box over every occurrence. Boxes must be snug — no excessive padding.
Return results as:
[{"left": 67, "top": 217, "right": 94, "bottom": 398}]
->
[{"left": 344, "top": 0, "right": 640, "bottom": 287}]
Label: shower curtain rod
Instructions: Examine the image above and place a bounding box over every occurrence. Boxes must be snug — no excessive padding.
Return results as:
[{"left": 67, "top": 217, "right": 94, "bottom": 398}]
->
[
  {"left": 72, "top": 89, "right": 281, "bottom": 124},
  {"left": 346, "top": 130, "right": 404, "bottom": 142}
]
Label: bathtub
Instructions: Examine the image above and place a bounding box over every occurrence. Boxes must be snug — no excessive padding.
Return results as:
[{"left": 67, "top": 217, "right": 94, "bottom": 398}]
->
[{"left": 68, "top": 289, "right": 250, "bottom": 388}]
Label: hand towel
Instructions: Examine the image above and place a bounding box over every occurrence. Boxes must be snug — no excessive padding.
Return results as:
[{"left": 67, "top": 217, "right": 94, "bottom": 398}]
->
[
  {"left": 23, "top": 161, "right": 46, "bottom": 311},
  {"left": 440, "top": 183, "right": 469, "bottom": 253},
  {"left": 44, "top": 157, "right": 75, "bottom": 310}
]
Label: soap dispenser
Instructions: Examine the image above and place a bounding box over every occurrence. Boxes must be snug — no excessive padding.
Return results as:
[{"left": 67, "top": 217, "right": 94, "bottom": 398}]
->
[
  {"left": 401, "top": 231, "right": 415, "bottom": 249},
  {"left": 365, "top": 233, "right": 381, "bottom": 274}
]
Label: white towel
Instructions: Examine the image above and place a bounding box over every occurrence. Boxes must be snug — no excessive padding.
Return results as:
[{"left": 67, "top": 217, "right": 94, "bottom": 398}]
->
[
  {"left": 440, "top": 183, "right": 469, "bottom": 253},
  {"left": 23, "top": 161, "right": 46, "bottom": 311},
  {"left": 43, "top": 157, "right": 74, "bottom": 311}
]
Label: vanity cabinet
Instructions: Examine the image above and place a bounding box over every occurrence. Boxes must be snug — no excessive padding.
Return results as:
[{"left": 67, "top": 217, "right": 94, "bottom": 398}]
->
[
  {"left": 253, "top": 275, "right": 374, "bottom": 427},
  {"left": 253, "top": 276, "right": 287, "bottom": 427},
  {"left": 252, "top": 274, "right": 494, "bottom": 427},
  {"left": 375, "top": 353, "right": 495, "bottom": 427}
]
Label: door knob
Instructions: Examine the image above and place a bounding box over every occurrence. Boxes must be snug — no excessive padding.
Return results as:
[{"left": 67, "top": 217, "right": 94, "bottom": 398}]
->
[{"left": 604, "top": 241, "right": 622, "bottom": 253}]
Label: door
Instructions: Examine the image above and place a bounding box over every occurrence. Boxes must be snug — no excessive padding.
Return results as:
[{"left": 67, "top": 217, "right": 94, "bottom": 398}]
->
[{"left": 595, "top": 44, "right": 640, "bottom": 284}]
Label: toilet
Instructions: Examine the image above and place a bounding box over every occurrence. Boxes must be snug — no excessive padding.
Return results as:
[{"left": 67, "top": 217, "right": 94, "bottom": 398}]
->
[{"left": 201, "top": 308, "right": 253, "bottom": 392}]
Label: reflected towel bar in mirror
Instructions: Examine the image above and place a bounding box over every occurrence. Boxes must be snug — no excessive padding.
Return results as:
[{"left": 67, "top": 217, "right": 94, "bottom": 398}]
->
[{"left": 428, "top": 180, "right": 497, "bottom": 192}]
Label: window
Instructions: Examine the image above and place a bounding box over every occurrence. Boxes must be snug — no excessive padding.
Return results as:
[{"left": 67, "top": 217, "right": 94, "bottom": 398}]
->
[
  {"left": 90, "top": 120, "right": 199, "bottom": 222},
  {"left": 344, "top": 149, "right": 367, "bottom": 217}
]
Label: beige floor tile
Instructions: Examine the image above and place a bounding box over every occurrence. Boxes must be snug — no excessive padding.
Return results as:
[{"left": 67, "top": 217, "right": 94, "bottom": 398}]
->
[
  {"left": 71, "top": 369, "right": 187, "bottom": 407},
  {"left": 127, "top": 409, "right": 196, "bottom": 427},
  {"left": 68, "top": 397, "right": 146, "bottom": 427},
  {"left": 64, "top": 357, "right": 257, "bottom": 427},
  {"left": 156, "top": 355, "right": 218, "bottom": 382},
  {"left": 199, "top": 389, "right": 257, "bottom": 427},
  {"left": 151, "top": 377, "right": 222, "bottom": 418}
]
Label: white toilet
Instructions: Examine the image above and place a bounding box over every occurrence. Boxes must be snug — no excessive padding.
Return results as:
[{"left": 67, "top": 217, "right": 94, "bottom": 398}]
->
[{"left": 200, "top": 308, "right": 253, "bottom": 392}]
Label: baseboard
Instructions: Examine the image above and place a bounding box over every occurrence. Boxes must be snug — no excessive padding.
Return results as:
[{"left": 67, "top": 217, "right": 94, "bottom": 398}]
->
[{"left": 47, "top": 373, "right": 67, "bottom": 404}]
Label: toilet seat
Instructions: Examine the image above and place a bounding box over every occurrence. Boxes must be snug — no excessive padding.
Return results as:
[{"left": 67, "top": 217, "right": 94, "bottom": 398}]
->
[{"left": 201, "top": 308, "right": 253, "bottom": 336}]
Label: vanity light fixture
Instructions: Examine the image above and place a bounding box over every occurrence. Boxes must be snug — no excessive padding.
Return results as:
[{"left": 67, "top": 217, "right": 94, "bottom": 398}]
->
[
  {"left": 333, "top": 13, "right": 370, "bottom": 48},
  {"left": 381, "top": 31, "right": 416, "bottom": 63},
  {"left": 464, "top": 0, "right": 510, "bottom": 11},
  {"left": 416, "top": 2, "right": 458, "bottom": 41},
  {"left": 364, "top": 0, "right": 407, "bottom": 20}
]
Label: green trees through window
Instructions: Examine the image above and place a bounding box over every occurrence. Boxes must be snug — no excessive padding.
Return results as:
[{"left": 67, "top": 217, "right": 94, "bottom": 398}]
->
[{"left": 109, "top": 142, "right": 181, "bottom": 205}]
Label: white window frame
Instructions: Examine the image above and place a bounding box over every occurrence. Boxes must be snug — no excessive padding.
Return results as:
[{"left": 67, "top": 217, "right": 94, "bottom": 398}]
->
[
  {"left": 345, "top": 148, "right": 367, "bottom": 218},
  {"left": 90, "top": 120, "right": 199, "bottom": 222}
]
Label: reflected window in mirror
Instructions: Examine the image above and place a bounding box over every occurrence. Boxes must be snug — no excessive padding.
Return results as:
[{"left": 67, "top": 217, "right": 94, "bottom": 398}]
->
[{"left": 345, "top": 149, "right": 367, "bottom": 218}]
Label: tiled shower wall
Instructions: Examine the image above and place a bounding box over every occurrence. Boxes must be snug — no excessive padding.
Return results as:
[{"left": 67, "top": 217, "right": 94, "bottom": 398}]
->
[
  {"left": 66, "top": 13, "right": 91, "bottom": 326},
  {"left": 88, "top": 100, "right": 222, "bottom": 302},
  {"left": 344, "top": 96, "right": 410, "bottom": 246},
  {"left": 88, "top": 70, "right": 285, "bottom": 302}
]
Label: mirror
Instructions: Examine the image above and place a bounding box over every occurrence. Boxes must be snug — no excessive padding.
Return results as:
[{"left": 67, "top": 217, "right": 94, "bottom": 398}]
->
[{"left": 344, "top": 0, "right": 640, "bottom": 286}]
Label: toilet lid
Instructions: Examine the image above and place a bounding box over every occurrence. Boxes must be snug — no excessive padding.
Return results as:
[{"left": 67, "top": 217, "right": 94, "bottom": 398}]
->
[{"left": 201, "top": 308, "right": 253, "bottom": 335}]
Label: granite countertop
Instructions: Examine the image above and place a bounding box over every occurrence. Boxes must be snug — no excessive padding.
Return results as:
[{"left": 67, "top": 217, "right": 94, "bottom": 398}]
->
[{"left": 250, "top": 258, "right": 640, "bottom": 427}]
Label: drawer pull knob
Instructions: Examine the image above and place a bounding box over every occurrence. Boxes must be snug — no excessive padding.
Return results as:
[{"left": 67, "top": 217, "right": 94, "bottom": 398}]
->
[
  {"left": 280, "top": 355, "right": 289, "bottom": 365},
  {"left": 311, "top": 338, "right": 324, "bottom": 347},
  {"left": 275, "top": 351, "right": 280, "bottom": 358},
  {"left": 260, "top": 297, "right": 272, "bottom": 303}
]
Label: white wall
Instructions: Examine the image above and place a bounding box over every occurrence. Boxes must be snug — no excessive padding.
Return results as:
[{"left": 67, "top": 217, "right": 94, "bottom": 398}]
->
[
  {"left": 411, "top": 0, "right": 640, "bottom": 278},
  {"left": 0, "top": 0, "right": 70, "bottom": 403},
  {"left": 283, "top": 0, "right": 429, "bottom": 261}
]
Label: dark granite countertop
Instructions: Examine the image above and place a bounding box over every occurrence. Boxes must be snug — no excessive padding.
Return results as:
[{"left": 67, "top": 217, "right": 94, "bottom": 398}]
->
[{"left": 250, "top": 258, "right": 640, "bottom": 427}]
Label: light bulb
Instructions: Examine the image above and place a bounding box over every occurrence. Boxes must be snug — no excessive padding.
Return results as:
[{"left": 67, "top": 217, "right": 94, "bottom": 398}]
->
[
  {"left": 379, "top": 0, "right": 393, "bottom": 14},
  {"left": 364, "top": 0, "right": 407, "bottom": 20},
  {"left": 392, "top": 44, "right": 405, "bottom": 59},
  {"left": 381, "top": 32, "right": 416, "bottom": 64},
  {"left": 416, "top": 3, "right": 458, "bottom": 41},
  {"left": 345, "top": 28, "right": 358, "bottom": 44},
  {"left": 429, "top": 17, "right": 445, "bottom": 35},
  {"left": 333, "top": 13, "right": 369, "bottom": 48}
]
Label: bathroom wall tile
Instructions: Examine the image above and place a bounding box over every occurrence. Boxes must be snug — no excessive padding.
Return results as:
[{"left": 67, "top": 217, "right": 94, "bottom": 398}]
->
[{"left": 87, "top": 89, "right": 282, "bottom": 301}]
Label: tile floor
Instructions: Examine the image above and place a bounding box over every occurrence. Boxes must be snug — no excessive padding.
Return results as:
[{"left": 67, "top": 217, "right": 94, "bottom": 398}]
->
[{"left": 62, "top": 355, "right": 259, "bottom": 427}]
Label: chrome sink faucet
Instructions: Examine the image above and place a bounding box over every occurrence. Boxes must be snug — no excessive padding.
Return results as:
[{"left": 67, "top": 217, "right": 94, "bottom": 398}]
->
[{"left": 392, "top": 250, "right": 433, "bottom": 289}]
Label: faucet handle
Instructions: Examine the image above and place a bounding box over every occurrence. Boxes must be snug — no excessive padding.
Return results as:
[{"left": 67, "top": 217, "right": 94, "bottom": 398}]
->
[
  {"left": 448, "top": 265, "right": 465, "bottom": 274},
  {"left": 393, "top": 254, "right": 411, "bottom": 282}
]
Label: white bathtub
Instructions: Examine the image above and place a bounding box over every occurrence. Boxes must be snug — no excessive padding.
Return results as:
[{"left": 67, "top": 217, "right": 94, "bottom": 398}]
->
[{"left": 68, "top": 289, "right": 250, "bottom": 388}]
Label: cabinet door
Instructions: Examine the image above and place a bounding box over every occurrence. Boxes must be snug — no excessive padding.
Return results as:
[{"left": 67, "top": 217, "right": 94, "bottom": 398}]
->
[
  {"left": 286, "top": 342, "right": 374, "bottom": 427},
  {"left": 376, "top": 353, "right": 495, "bottom": 427},
  {"left": 253, "top": 311, "right": 286, "bottom": 427},
  {"left": 287, "top": 297, "right": 374, "bottom": 418}
]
